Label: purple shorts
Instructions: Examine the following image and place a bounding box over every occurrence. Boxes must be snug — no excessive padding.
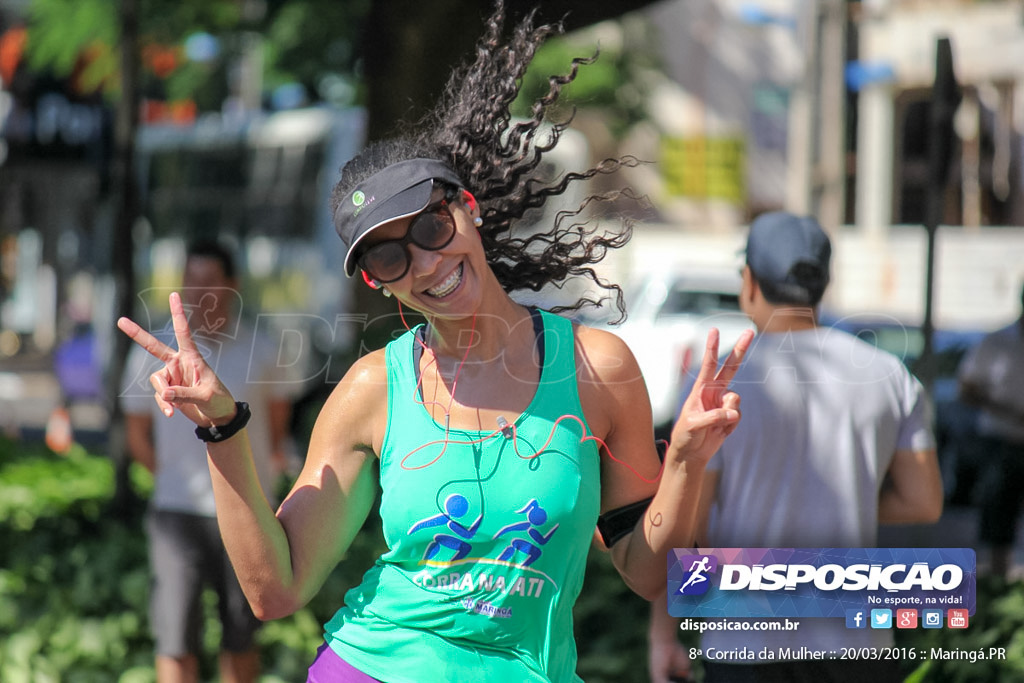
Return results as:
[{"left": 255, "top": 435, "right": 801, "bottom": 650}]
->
[{"left": 307, "top": 643, "right": 381, "bottom": 682}]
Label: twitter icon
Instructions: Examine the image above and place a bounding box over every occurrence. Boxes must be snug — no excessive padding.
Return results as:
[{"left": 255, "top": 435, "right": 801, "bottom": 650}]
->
[{"left": 870, "top": 609, "right": 893, "bottom": 629}]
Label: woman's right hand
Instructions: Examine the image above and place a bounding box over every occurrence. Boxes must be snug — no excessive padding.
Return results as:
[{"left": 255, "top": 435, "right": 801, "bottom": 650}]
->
[{"left": 117, "top": 292, "right": 237, "bottom": 427}]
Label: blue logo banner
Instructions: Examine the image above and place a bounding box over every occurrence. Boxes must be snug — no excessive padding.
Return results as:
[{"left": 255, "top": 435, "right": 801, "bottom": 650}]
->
[{"left": 667, "top": 548, "right": 976, "bottom": 618}]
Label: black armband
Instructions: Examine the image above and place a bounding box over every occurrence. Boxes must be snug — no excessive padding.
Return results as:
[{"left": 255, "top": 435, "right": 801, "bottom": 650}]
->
[
  {"left": 655, "top": 439, "right": 668, "bottom": 462},
  {"left": 597, "top": 496, "right": 654, "bottom": 548},
  {"left": 194, "top": 402, "right": 251, "bottom": 443}
]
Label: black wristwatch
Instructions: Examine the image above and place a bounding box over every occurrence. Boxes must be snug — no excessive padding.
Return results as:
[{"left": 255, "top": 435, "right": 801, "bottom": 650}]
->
[{"left": 194, "top": 402, "right": 251, "bottom": 443}]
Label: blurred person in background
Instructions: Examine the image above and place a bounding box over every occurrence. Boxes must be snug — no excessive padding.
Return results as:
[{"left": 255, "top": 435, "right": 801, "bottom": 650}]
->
[
  {"left": 648, "top": 212, "right": 943, "bottom": 683},
  {"left": 957, "top": 283, "right": 1024, "bottom": 581},
  {"left": 121, "top": 239, "right": 299, "bottom": 683}
]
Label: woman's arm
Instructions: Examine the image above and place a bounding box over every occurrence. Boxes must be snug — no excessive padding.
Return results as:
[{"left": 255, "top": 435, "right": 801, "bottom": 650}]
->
[
  {"left": 118, "top": 292, "right": 384, "bottom": 619},
  {"left": 577, "top": 326, "right": 751, "bottom": 600},
  {"left": 647, "top": 469, "right": 718, "bottom": 683},
  {"left": 207, "top": 357, "right": 384, "bottom": 619}
]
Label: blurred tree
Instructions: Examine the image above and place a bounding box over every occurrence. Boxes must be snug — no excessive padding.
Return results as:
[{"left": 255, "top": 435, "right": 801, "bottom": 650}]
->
[
  {"left": 514, "top": 15, "right": 662, "bottom": 140},
  {"left": 23, "top": 0, "right": 369, "bottom": 111},
  {"left": 261, "top": 0, "right": 370, "bottom": 107},
  {"left": 22, "top": 0, "right": 660, "bottom": 119},
  {"left": 24, "top": 0, "right": 240, "bottom": 101}
]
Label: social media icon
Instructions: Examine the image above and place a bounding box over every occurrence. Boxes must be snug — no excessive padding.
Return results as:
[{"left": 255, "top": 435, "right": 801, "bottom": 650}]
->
[
  {"left": 846, "top": 610, "right": 866, "bottom": 629},
  {"left": 948, "top": 609, "right": 969, "bottom": 629},
  {"left": 870, "top": 609, "right": 892, "bottom": 629},
  {"left": 922, "top": 609, "right": 943, "bottom": 629},
  {"left": 896, "top": 609, "right": 918, "bottom": 629}
]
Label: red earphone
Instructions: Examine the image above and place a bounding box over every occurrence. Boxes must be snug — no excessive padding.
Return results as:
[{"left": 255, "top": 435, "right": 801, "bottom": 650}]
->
[
  {"left": 463, "top": 190, "right": 484, "bottom": 235},
  {"left": 362, "top": 271, "right": 382, "bottom": 289},
  {"left": 462, "top": 190, "right": 478, "bottom": 214}
]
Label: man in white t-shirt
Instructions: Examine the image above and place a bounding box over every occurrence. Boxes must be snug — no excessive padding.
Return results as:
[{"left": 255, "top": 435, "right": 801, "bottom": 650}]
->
[
  {"left": 648, "top": 212, "right": 943, "bottom": 683},
  {"left": 957, "top": 284, "right": 1024, "bottom": 580},
  {"left": 121, "top": 240, "right": 300, "bottom": 683}
]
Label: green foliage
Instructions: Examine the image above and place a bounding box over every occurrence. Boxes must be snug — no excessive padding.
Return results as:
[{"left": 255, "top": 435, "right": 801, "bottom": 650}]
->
[
  {"left": 23, "top": 0, "right": 368, "bottom": 108},
  {"left": 140, "top": 0, "right": 244, "bottom": 40},
  {"left": 24, "top": 0, "right": 243, "bottom": 97},
  {"left": 0, "top": 436, "right": 387, "bottom": 681},
  {"left": 0, "top": 439, "right": 154, "bottom": 681},
  {"left": 260, "top": 0, "right": 369, "bottom": 100},
  {"left": 521, "top": 39, "right": 621, "bottom": 108},
  {"left": 513, "top": 19, "right": 663, "bottom": 139},
  {"left": 24, "top": 0, "right": 118, "bottom": 75},
  {"left": 574, "top": 550, "right": 651, "bottom": 682},
  {"left": 896, "top": 577, "right": 1024, "bottom": 682},
  {"left": 0, "top": 443, "right": 111, "bottom": 531}
]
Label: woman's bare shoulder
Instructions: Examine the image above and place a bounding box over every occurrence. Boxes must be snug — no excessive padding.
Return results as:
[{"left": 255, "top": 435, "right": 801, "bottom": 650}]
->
[
  {"left": 573, "top": 323, "right": 643, "bottom": 385},
  {"left": 309, "top": 348, "right": 390, "bottom": 453}
]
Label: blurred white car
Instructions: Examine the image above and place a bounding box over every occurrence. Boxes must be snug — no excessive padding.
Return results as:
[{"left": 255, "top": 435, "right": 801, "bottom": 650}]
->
[{"left": 605, "top": 268, "right": 756, "bottom": 436}]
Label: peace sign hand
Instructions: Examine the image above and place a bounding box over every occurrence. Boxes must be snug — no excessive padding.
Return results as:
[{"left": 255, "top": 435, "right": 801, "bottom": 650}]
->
[
  {"left": 667, "top": 327, "right": 754, "bottom": 469},
  {"left": 117, "top": 292, "right": 237, "bottom": 427}
]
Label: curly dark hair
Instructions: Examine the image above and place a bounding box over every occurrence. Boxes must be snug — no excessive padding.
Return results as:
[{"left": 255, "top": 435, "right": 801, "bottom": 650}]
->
[{"left": 330, "top": 1, "right": 642, "bottom": 321}]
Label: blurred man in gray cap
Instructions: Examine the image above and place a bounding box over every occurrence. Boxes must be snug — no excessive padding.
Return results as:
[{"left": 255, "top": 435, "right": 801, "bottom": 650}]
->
[{"left": 648, "top": 212, "right": 943, "bottom": 683}]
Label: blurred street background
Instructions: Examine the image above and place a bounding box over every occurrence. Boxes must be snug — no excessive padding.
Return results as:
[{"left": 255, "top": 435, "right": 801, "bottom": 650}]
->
[{"left": 3, "top": 0, "right": 1024, "bottom": 680}]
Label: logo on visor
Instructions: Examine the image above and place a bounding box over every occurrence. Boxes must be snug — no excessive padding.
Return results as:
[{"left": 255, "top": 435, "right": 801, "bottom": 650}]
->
[
  {"left": 677, "top": 554, "right": 718, "bottom": 595},
  {"left": 350, "top": 190, "right": 374, "bottom": 218}
]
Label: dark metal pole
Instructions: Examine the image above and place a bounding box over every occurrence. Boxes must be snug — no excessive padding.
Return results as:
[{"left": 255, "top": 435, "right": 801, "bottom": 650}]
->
[
  {"left": 107, "top": 0, "right": 141, "bottom": 516},
  {"left": 917, "top": 36, "right": 959, "bottom": 391}
]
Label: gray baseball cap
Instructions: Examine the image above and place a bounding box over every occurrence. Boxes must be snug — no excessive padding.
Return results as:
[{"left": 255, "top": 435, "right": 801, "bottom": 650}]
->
[{"left": 745, "top": 211, "right": 831, "bottom": 305}]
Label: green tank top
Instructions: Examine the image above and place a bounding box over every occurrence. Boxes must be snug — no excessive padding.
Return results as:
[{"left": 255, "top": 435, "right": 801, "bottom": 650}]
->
[{"left": 324, "top": 309, "right": 601, "bottom": 682}]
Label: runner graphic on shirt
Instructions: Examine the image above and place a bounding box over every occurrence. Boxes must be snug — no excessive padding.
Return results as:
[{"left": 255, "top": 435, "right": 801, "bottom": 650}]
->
[
  {"left": 493, "top": 499, "right": 559, "bottom": 567},
  {"left": 408, "top": 493, "right": 483, "bottom": 561}
]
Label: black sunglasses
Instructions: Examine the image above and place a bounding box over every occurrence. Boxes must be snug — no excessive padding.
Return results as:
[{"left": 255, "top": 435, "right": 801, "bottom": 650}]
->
[{"left": 357, "top": 188, "right": 459, "bottom": 284}]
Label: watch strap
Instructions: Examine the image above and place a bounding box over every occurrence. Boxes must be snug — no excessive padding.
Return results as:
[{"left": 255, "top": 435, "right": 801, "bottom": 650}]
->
[{"left": 194, "top": 401, "right": 251, "bottom": 443}]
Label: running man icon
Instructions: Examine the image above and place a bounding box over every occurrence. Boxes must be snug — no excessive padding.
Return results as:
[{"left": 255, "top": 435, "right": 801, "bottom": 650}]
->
[{"left": 677, "top": 556, "right": 714, "bottom": 595}]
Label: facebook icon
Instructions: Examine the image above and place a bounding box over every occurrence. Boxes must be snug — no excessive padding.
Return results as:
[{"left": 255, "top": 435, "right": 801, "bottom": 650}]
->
[{"left": 845, "top": 609, "right": 866, "bottom": 629}]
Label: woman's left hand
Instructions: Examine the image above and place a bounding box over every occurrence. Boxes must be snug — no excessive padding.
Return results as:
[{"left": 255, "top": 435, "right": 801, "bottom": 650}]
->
[{"left": 667, "top": 328, "right": 754, "bottom": 468}]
